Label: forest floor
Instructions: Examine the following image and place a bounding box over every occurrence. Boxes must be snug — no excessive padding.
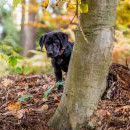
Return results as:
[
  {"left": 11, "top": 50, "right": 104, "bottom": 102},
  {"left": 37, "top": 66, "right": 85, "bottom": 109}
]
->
[{"left": 0, "top": 63, "right": 130, "bottom": 130}]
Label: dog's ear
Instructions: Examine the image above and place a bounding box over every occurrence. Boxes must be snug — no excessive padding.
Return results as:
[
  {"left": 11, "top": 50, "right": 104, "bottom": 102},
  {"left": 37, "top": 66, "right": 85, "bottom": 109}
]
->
[
  {"left": 39, "top": 34, "right": 47, "bottom": 51},
  {"left": 55, "top": 32, "right": 68, "bottom": 48}
]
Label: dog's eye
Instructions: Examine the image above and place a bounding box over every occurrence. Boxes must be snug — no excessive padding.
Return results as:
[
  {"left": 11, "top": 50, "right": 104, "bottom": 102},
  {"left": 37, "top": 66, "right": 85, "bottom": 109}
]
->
[
  {"left": 53, "top": 42, "right": 58, "bottom": 45},
  {"left": 53, "top": 42, "right": 57, "bottom": 45},
  {"left": 55, "top": 40, "right": 59, "bottom": 43}
]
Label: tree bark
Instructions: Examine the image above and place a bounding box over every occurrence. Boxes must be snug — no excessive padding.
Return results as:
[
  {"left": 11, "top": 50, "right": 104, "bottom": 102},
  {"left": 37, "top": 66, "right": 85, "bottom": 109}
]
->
[
  {"left": 48, "top": 0, "right": 118, "bottom": 130},
  {"left": 20, "top": 0, "right": 37, "bottom": 57}
]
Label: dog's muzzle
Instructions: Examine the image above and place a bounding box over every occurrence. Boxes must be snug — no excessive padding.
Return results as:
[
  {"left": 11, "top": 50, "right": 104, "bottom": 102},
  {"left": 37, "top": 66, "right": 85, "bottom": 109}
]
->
[{"left": 47, "top": 52, "right": 53, "bottom": 57}]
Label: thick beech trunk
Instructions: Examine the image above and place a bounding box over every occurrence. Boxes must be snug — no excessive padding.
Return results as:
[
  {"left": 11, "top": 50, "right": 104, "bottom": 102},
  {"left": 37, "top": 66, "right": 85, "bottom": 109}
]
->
[{"left": 49, "top": 0, "right": 118, "bottom": 130}]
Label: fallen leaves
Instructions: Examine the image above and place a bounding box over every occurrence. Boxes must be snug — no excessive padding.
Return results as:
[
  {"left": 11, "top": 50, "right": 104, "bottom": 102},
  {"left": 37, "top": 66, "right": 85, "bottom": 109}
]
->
[
  {"left": 1, "top": 78, "right": 14, "bottom": 87},
  {"left": 95, "top": 110, "right": 111, "bottom": 118},
  {"left": 114, "top": 105, "right": 130, "bottom": 117},
  {"left": 7, "top": 101, "right": 21, "bottom": 112},
  {"left": 0, "top": 74, "right": 61, "bottom": 120},
  {"left": 38, "top": 104, "right": 49, "bottom": 111},
  {"left": 0, "top": 64, "right": 130, "bottom": 130},
  {"left": 6, "top": 101, "right": 26, "bottom": 119}
]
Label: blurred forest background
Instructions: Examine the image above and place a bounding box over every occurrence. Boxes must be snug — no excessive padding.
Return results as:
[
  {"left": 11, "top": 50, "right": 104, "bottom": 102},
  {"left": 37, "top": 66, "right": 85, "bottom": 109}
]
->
[{"left": 0, "top": 0, "right": 130, "bottom": 77}]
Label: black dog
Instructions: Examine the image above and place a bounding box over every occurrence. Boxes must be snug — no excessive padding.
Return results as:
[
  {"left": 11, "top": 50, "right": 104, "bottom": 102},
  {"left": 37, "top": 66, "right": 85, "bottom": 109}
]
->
[{"left": 39, "top": 32, "right": 73, "bottom": 90}]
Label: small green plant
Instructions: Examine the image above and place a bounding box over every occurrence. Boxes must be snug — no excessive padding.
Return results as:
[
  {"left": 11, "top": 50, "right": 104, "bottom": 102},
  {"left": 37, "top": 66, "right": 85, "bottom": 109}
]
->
[
  {"left": 56, "top": 81, "right": 64, "bottom": 86},
  {"left": 43, "top": 86, "right": 53, "bottom": 98},
  {"left": 0, "top": 43, "right": 23, "bottom": 75},
  {"left": 87, "top": 123, "right": 95, "bottom": 130},
  {"left": 56, "top": 80, "right": 64, "bottom": 90},
  {"left": 18, "top": 94, "right": 33, "bottom": 102}
]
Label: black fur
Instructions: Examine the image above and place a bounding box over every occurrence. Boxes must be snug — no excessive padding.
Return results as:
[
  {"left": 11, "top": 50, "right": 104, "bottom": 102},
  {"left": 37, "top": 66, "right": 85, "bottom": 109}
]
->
[{"left": 39, "top": 32, "right": 73, "bottom": 90}]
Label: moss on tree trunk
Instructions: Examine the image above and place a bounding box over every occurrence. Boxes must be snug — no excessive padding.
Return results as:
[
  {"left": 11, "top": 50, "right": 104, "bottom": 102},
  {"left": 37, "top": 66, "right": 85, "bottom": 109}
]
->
[{"left": 48, "top": 0, "right": 118, "bottom": 130}]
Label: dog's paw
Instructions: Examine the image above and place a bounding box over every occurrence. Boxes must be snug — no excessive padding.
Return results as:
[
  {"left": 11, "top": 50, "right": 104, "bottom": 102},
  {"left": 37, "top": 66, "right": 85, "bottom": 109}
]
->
[
  {"left": 57, "top": 85, "right": 64, "bottom": 92},
  {"left": 56, "top": 81, "right": 64, "bottom": 92}
]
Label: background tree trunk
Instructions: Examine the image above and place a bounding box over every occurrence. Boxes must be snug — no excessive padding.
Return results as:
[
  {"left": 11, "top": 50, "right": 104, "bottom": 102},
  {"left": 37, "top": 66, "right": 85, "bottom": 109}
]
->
[
  {"left": 48, "top": 0, "right": 118, "bottom": 130},
  {"left": 20, "top": 0, "right": 37, "bottom": 57}
]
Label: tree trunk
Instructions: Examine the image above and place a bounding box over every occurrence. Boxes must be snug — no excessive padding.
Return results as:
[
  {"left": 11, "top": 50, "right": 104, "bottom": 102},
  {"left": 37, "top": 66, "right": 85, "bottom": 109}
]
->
[
  {"left": 48, "top": 0, "right": 118, "bottom": 130},
  {"left": 20, "top": 0, "right": 37, "bottom": 57}
]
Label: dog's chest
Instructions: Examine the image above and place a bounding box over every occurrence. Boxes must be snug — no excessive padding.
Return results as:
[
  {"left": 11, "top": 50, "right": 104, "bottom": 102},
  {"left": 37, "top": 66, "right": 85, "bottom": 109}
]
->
[{"left": 57, "top": 57, "right": 70, "bottom": 72}]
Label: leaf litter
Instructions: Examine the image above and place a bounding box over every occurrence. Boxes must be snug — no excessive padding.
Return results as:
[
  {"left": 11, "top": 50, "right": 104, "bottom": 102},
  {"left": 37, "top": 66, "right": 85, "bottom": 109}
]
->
[{"left": 0, "top": 63, "right": 129, "bottom": 130}]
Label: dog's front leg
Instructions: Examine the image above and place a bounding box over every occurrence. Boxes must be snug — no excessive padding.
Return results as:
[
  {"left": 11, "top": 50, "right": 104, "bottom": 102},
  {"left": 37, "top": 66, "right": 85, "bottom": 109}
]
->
[
  {"left": 52, "top": 59, "right": 63, "bottom": 91},
  {"left": 54, "top": 68, "right": 62, "bottom": 82},
  {"left": 54, "top": 67, "right": 64, "bottom": 91}
]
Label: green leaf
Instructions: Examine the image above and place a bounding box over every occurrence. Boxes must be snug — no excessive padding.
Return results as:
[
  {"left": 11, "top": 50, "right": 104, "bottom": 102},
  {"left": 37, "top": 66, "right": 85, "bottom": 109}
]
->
[
  {"left": 80, "top": 4, "right": 88, "bottom": 13},
  {"left": 15, "top": 66, "right": 23, "bottom": 74},
  {"left": 56, "top": 81, "right": 64, "bottom": 86},
  {"left": 8, "top": 55, "right": 17, "bottom": 67},
  {"left": 12, "top": 0, "right": 22, "bottom": 9},
  {"left": 23, "top": 66, "right": 33, "bottom": 75},
  {"left": 18, "top": 94, "right": 33, "bottom": 102},
  {"left": 87, "top": 122, "right": 95, "bottom": 130},
  {"left": 43, "top": 86, "right": 53, "bottom": 98}
]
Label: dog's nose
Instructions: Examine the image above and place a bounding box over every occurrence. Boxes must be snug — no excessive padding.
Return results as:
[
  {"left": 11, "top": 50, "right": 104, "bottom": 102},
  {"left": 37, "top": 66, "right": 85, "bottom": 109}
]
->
[{"left": 47, "top": 52, "right": 53, "bottom": 57}]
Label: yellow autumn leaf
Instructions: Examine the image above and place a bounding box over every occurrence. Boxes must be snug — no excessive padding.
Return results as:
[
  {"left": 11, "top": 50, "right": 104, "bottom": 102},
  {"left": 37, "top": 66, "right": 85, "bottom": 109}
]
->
[
  {"left": 67, "top": 2, "right": 76, "bottom": 10},
  {"left": 7, "top": 101, "right": 21, "bottom": 112},
  {"left": 42, "top": 0, "right": 49, "bottom": 8},
  {"left": 71, "top": 0, "right": 81, "bottom": 4},
  {"left": 80, "top": 3, "right": 88, "bottom": 13},
  {"left": 125, "top": 0, "right": 130, "bottom": 5}
]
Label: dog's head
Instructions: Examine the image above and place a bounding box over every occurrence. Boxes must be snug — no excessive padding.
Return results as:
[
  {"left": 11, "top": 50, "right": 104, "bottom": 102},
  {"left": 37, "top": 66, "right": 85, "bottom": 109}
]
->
[{"left": 39, "top": 32, "right": 68, "bottom": 58}]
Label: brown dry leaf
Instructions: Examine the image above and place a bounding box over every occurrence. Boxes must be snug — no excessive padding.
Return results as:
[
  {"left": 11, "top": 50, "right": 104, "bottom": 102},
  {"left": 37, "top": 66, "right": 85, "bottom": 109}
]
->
[
  {"left": 55, "top": 102, "right": 59, "bottom": 107},
  {"left": 42, "top": 98, "right": 47, "bottom": 102},
  {"left": 17, "top": 91, "right": 26, "bottom": 96},
  {"left": 16, "top": 109, "right": 26, "bottom": 119},
  {"left": 2, "top": 111, "right": 13, "bottom": 116},
  {"left": 2, "top": 79, "right": 14, "bottom": 87},
  {"left": 38, "top": 104, "right": 49, "bottom": 111},
  {"left": 42, "top": 84, "right": 48, "bottom": 90},
  {"left": 53, "top": 95, "right": 59, "bottom": 103},
  {"left": 115, "top": 105, "right": 130, "bottom": 113},
  {"left": 41, "top": 104, "right": 49, "bottom": 110},
  {"left": 95, "top": 109, "right": 111, "bottom": 118},
  {"left": 54, "top": 95, "right": 58, "bottom": 101},
  {"left": 7, "top": 101, "right": 21, "bottom": 112}
]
